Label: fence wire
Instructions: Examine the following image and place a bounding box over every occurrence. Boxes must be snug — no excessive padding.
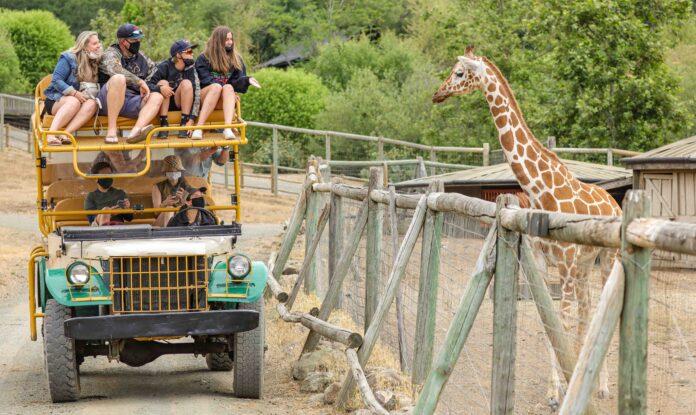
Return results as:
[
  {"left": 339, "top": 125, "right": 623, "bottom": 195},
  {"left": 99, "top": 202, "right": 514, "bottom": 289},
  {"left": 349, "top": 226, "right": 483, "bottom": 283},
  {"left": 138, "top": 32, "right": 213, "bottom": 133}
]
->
[{"left": 305, "top": 187, "right": 696, "bottom": 414}]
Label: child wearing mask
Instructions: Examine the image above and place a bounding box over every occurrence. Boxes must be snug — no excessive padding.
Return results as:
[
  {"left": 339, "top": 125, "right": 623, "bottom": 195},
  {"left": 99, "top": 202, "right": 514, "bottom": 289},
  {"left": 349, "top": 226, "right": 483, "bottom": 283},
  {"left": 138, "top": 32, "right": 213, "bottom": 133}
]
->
[
  {"left": 151, "top": 155, "right": 195, "bottom": 226},
  {"left": 147, "top": 40, "right": 201, "bottom": 139}
]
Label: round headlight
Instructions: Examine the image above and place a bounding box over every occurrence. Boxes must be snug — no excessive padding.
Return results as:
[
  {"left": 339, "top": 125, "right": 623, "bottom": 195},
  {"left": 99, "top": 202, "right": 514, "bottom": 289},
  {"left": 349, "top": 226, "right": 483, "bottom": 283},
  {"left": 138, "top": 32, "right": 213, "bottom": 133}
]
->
[
  {"left": 227, "top": 255, "right": 251, "bottom": 278},
  {"left": 67, "top": 262, "right": 90, "bottom": 285}
]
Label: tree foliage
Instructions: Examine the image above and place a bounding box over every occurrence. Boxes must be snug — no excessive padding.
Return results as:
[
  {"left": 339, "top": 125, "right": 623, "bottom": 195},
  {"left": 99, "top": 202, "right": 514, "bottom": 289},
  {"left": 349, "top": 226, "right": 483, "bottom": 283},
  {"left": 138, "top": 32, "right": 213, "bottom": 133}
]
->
[
  {"left": 0, "top": 9, "right": 73, "bottom": 87},
  {"left": 0, "top": 28, "right": 29, "bottom": 93}
]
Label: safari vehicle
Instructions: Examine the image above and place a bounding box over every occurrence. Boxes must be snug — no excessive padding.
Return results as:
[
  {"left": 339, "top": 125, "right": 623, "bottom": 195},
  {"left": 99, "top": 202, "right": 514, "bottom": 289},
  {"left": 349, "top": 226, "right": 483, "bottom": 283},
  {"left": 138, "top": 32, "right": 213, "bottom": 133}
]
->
[{"left": 28, "top": 76, "right": 267, "bottom": 402}]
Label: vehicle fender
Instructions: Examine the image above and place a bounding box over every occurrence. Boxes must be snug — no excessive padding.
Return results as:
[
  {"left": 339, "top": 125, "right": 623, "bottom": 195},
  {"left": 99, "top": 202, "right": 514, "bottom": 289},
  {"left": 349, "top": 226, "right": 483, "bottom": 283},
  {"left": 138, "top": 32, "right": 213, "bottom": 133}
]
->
[
  {"left": 45, "top": 267, "right": 112, "bottom": 307},
  {"left": 208, "top": 260, "right": 268, "bottom": 304}
]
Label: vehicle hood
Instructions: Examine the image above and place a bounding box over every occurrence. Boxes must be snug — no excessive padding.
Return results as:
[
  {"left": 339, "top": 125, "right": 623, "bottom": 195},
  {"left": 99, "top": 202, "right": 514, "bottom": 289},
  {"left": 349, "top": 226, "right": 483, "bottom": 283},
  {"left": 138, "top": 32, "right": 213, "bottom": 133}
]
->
[{"left": 66, "top": 237, "right": 235, "bottom": 259}]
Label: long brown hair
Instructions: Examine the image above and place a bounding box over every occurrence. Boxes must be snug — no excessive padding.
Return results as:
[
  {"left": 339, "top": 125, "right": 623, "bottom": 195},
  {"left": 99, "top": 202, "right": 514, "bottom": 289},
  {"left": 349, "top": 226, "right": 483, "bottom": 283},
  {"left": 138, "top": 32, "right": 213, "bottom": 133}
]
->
[
  {"left": 203, "top": 26, "right": 242, "bottom": 73},
  {"left": 69, "top": 31, "right": 100, "bottom": 82}
]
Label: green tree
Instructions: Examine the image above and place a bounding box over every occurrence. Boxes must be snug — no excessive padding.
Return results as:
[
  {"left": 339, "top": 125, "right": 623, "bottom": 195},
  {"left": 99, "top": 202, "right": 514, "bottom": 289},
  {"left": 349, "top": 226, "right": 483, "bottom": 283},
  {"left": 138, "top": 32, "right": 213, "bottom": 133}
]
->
[
  {"left": 0, "top": 28, "right": 29, "bottom": 93},
  {"left": 0, "top": 9, "right": 73, "bottom": 87},
  {"left": 535, "top": 0, "right": 691, "bottom": 151},
  {"left": 0, "top": 0, "right": 123, "bottom": 34}
]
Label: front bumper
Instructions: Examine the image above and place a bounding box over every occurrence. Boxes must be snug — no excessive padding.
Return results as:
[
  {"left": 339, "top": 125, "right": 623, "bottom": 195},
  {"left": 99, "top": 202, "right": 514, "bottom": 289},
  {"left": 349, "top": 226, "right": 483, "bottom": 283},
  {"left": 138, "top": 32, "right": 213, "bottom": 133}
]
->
[{"left": 64, "top": 310, "right": 259, "bottom": 340}]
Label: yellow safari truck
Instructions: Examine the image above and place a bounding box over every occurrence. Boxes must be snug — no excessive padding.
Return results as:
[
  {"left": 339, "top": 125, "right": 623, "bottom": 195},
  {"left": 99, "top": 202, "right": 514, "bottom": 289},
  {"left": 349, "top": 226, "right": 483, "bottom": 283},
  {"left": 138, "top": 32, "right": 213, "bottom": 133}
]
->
[{"left": 28, "top": 76, "right": 267, "bottom": 402}]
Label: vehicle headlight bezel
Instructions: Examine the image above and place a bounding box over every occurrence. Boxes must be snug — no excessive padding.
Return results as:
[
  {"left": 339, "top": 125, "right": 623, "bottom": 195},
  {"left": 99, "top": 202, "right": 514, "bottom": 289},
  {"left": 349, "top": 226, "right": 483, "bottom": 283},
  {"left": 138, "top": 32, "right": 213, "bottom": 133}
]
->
[
  {"left": 66, "top": 261, "right": 91, "bottom": 286},
  {"left": 227, "top": 254, "right": 251, "bottom": 278}
]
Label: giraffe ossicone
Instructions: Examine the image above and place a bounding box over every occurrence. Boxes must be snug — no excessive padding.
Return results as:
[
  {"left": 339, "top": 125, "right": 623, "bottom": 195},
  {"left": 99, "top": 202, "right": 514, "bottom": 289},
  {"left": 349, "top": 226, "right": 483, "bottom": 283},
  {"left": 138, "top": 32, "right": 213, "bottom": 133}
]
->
[{"left": 433, "top": 45, "right": 621, "bottom": 405}]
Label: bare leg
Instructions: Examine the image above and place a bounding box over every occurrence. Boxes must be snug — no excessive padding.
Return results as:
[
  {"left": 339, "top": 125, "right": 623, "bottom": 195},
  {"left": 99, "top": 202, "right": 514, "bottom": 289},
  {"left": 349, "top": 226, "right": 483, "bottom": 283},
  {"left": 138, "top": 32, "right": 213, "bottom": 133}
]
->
[
  {"left": 154, "top": 211, "right": 174, "bottom": 227},
  {"left": 174, "top": 79, "right": 193, "bottom": 115},
  {"left": 157, "top": 80, "right": 170, "bottom": 117},
  {"left": 63, "top": 100, "right": 98, "bottom": 134},
  {"left": 106, "top": 75, "right": 126, "bottom": 137},
  {"left": 133, "top": 92, "right": 163, "bottom": 131},
  {"left": 48, "top": 96, "right": 80, "bottom": 138},
  {"left": 197, "top": 84, "right": 222, "bottom": 125},
  {"left": 221, "top": 84, "right": 235, "bottom": 124}
]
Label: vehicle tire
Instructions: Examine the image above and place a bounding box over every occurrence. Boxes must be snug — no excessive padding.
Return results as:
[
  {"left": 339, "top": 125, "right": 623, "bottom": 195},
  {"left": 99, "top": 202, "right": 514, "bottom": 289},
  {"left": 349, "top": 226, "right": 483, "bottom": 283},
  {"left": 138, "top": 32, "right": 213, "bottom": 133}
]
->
[
  {"left": 44, "top": 299, "right": 80, "bottom": 402},
  {"left": 233, "top": 297, "right": 265, "bottom": 399},
  {"left": 205, "top": 336, "right": 233, "bottom": 371}
]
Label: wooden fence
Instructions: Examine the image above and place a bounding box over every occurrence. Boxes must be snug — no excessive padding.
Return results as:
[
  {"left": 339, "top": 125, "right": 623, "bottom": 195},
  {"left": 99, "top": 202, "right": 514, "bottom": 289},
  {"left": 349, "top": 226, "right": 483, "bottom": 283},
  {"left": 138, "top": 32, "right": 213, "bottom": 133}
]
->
[{"left": 265, "top": 157, "right": 696, "bottom": 414}]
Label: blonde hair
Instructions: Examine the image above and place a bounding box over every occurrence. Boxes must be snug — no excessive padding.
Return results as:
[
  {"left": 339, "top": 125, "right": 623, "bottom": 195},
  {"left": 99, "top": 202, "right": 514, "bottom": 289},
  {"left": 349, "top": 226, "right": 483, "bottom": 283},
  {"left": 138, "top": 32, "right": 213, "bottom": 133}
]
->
[
  {"left": 69, "top": 31, "right": 99, "bottom": 83},
  {"left": 203, "top": 26, "right": 242, "bottom": 73}
]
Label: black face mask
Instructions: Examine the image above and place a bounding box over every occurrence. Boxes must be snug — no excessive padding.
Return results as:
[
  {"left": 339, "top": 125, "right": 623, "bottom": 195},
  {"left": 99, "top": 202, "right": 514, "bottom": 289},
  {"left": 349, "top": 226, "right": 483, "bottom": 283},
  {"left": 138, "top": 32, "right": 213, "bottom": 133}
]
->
[
  {"left": 224, "top": 46, "right": 233, "bottom": 53},
  {"left": 97, "top": 178, "right": 113, "bottom": 189},
  {"left": 127, "top": 41, "right": 140, "bottom": 55},
  {"left": 191, "top": 197, "right": 205, "bottom": 208},
  {"left": 183, "top": 58, "right": 194, "bottom": 66}
]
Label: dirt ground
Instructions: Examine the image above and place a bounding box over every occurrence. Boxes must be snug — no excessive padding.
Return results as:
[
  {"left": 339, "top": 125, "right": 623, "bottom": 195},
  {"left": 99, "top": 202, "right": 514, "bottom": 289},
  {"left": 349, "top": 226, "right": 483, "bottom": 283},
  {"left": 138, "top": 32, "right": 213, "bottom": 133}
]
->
[{"left": 0, "top": 148, "right": 345, "bottom": 414}]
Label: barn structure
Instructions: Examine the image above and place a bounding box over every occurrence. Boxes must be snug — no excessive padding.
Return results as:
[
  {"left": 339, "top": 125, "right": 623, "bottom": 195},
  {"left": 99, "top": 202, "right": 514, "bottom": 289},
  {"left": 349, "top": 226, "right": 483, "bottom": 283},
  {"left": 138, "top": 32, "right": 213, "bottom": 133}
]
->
[
  {"left": 395, "top": 158, "right": 633, "bottom": 205},
  {"left": 623, "top": 135, "right": 696, "bottom": 268}
]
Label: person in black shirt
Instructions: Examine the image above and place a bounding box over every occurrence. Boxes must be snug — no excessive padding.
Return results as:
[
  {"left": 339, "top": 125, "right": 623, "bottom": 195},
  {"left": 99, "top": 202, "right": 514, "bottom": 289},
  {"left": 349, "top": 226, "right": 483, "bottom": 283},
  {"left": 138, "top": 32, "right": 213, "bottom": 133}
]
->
[
  {"left": 192, "top": 26, "right": 260, "bottom": 140},
  {"left": 166, "top": 188, "right": 217, "bottom": 227},
  {"left": 148, "top": 40, "right": 201, "bottom": 139},
  {"left": 84, "top": 162, "right": 133, "bottom": 226}
]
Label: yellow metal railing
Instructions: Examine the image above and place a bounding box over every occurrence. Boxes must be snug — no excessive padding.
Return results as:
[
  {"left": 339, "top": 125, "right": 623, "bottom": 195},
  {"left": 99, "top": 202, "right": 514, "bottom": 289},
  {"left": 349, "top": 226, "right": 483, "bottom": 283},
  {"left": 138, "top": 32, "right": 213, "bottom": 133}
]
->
[{"left": 28, "top": 246, "right": 47, "bottom": 341}]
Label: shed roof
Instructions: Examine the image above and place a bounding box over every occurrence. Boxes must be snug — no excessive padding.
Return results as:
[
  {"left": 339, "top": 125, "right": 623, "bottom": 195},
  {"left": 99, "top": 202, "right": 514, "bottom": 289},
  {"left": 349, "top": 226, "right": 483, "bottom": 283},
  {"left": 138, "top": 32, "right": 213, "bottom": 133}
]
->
[
  {"left": 397, "top": 159, "right": 632, "bottom": 187},
  {"left": 623, "top": 135, "right": 696, "bottom": 166}
]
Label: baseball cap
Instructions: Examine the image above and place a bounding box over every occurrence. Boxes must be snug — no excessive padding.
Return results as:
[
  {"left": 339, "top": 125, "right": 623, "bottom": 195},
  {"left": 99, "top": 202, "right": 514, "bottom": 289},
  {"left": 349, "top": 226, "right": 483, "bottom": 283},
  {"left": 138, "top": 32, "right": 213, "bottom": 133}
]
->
[
  {"left": 170, "top": 40, "right": 198, "bottom": 57},
  {"left": 116, "top": 24, "right": 144, "bottom": 40}
]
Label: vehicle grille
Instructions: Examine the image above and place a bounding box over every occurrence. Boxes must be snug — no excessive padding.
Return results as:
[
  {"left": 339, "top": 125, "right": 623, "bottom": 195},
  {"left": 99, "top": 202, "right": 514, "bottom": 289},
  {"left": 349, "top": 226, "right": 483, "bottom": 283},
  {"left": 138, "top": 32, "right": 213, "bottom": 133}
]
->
[{"left": 109, "top": 255, "right": 208, "bottom": 313}]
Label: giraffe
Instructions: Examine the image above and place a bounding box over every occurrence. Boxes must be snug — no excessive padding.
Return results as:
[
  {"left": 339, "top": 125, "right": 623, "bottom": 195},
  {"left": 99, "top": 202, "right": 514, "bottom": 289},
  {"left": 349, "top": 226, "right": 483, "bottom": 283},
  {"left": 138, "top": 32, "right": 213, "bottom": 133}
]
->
[{"left": 432, "top": 46, "right": 621, "bottom": 406}]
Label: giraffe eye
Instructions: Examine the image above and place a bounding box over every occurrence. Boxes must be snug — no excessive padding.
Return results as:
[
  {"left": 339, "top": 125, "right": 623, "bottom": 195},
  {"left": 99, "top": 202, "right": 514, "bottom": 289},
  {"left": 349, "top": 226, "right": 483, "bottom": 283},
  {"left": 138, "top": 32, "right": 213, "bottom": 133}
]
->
[{"left": 455, "top": 70, "right": 464, "bottom": 77}]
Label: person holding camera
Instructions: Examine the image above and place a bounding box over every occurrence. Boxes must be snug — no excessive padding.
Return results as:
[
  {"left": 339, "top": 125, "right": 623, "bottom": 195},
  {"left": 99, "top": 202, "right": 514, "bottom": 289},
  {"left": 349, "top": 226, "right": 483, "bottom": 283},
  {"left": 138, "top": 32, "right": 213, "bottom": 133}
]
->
[
  {"left": 152, "top": 155, "right": 195, "bottom": 226},
  {"left": 84, "top": 161, "right": 133, "bottom": 226}
]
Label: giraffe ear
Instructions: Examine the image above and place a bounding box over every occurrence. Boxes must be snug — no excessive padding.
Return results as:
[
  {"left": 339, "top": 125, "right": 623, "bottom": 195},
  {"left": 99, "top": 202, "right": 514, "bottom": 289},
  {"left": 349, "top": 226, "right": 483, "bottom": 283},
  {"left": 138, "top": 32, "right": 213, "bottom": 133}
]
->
[
  {"left": 457, "top": 55, "right": 480, "bottom": 71},
  {"left": 465, "top": 44, "right": 475, "bottom": 57}
]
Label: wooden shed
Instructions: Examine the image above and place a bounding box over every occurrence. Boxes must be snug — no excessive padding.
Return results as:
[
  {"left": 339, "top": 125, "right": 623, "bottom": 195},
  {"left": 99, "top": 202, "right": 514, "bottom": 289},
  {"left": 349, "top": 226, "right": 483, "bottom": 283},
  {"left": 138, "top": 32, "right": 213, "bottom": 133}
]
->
[
  {"left": 623, "top": 135, "right": 696, "bottom": 268},
  {"left": 396, "top": 158, "right": 633, "bottom": 205}
]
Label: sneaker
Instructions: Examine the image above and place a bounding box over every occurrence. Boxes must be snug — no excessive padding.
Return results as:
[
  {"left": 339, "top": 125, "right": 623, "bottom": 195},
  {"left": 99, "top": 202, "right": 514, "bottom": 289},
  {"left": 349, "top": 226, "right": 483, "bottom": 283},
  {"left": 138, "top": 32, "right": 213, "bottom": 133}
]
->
[
  {"left": 223, "top": 128, "right": 240, "bottom": 140},
  {"left": 191, "top": 129, "right": 203, "bottom": 140},
  {"left": 177, "top": 128, "right": 189, "bottom": 138}
]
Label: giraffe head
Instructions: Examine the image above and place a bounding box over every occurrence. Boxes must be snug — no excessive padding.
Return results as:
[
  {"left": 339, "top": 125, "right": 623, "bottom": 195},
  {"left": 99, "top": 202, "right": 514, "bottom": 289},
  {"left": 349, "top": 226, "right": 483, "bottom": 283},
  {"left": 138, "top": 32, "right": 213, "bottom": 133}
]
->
[{"left": 432, "top": 45, "right": 485, "bottom": 104}]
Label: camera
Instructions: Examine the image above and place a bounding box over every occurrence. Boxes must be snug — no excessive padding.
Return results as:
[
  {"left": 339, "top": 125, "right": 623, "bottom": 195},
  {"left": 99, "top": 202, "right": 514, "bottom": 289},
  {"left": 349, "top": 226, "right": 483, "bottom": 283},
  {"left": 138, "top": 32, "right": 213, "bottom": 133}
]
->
[{"left": 117, "top": 199, "right": 127, "bottom": 209}]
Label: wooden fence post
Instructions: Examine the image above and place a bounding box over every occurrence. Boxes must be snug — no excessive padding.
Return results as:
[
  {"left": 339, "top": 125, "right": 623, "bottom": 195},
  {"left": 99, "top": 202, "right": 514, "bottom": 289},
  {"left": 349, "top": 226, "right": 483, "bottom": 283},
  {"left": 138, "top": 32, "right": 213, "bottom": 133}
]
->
[
  {"left": 619, "top": 190, "right": 651, "bottom": 414},
  {"left": 302, "top": 200, "right": 369, "bottom": 354},
  {"left": 365, "top": 167, "right": 383, "bottom": 330},
  {"left": 329, "top": 178, "right": 344, "bottom": 308},
  {"left": 414, "top": 223, "right": 497, "bottom": 414},
  {"left": 336, "top": 194, "right": 429, "bottom": 408},
  {"left": 607, "top": 149, "right": 614, "bottom": 166},
  {"left": 559, "top": 260, "right": 625, "bottom": 415},
  {"left": 483, "top": 142, "right": 490, "bottom": 166},
  {"left": 378, "top": 137, "right": 384, "bottom": 161},
  {"left": 272, "top": 181, "right": 310, "bottom": 282},
  {"left": 390, "top": 186, "right": 409, "bottom": 372},
  {"left": 304, "top": 176, "right": 320, "bottom": 294},
  {"left": 325, "top": 133, "right": 331, "bottom": 161},
  {"left": 0, "top": 96, "right": 4, "bottom": 150},
  {"left": 429, "top": 147, "right": 437, "bottom": 176},
  {"left": 272, "top": 128, "right": 279, "bottom": 195},
  {"left": 412, "top": 181, "right": 444, "bottom": 386},
  {"left": 491, "top": 194, "right": 520, "bottom": 415}
]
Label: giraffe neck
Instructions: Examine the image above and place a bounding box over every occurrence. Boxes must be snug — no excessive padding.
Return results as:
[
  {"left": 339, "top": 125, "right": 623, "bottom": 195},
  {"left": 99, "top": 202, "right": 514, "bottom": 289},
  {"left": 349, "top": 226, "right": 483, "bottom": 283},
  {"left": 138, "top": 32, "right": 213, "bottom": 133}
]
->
[{"left": 480, "top": 58, "right": 583, "bottom": 210}]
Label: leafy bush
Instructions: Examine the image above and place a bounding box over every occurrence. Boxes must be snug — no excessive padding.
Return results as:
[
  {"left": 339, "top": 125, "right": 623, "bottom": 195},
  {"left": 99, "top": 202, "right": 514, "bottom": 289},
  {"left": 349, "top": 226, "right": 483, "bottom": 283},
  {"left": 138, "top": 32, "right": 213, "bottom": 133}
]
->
[
  {"left": 0, "top": 9, "right": 73, "bottom": 87},
  {"left": 0, "top": 29, "right": 29, "bottom": 93},
  {"left": 240, "top": 67, "right": 328, "bottom": 166}
]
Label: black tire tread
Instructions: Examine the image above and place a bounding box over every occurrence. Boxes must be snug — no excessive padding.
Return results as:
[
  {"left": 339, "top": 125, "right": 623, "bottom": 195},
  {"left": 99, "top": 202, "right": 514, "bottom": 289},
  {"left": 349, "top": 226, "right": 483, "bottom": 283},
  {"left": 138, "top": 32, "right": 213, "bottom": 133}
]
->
[
  {"left": 44, "top": 299, "right": 80, "bottom": 402},
  {"left": 205, "top": 336, "right": 233, "bottom": 371},
  {"left": 233, "top": 298, "right": 265, "bottom": 399}
]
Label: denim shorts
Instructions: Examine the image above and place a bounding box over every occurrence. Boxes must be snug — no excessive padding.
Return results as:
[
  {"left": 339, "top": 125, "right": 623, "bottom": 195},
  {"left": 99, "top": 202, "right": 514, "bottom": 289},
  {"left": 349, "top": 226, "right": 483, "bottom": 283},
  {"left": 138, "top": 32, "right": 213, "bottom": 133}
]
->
[{"left": 97, "top": 81, "right": 143, "bottom": 118}]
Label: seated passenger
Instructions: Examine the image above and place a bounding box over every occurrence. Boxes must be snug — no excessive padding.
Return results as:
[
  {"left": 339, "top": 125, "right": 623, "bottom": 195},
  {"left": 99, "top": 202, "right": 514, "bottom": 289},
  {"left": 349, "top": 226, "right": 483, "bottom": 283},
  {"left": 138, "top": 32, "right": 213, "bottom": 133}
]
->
[
  {"left": 43, "top": 31, "right": 102, "bottom": 146},
  {"left": 97, "top": 24, "right": 164, "bottom": 144},
  {"left": 147, "top": 40, "right": 200, "bottom": 139},
  {"left": 192, "top": 26, "right": 260, "bottom": 140},
  {"left": 166, "top": 188, "right": 217, "bottom": 227},
  {"left": 84, "top": 162, "right": 133, "bottom": 226},
  {"left": 175, "top": 146, "right": 229, "bottom": 178},
  {"left": 152, "top": 155, "right": 195, "bottom": 227}
]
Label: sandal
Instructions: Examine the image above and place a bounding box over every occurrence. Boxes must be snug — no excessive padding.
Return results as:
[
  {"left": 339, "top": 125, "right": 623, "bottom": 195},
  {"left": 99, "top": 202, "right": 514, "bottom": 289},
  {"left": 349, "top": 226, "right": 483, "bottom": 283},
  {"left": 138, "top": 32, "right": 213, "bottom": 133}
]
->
[
  {"left": 104, "top": 135, "right": 119, "bottom": 144},
  {"left": 126, "top": 124, "right": 155, "bottom": 144},
  {"left": 47, "top": 135, "right": 62, "bottom": 146},
  {"left": 60, "top": 135, "right": 73, "bottom": 145}
]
